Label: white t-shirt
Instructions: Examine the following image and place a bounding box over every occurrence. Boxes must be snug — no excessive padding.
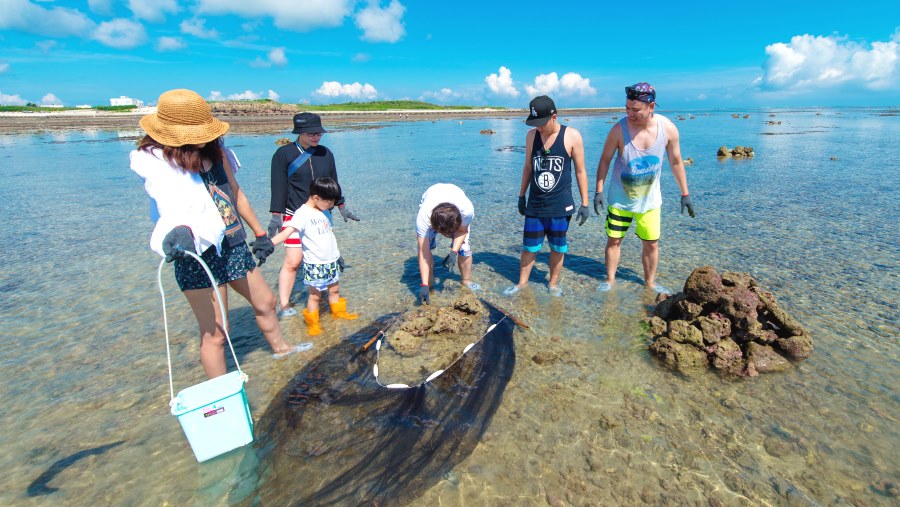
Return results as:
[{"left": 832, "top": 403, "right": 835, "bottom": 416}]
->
[
  {"left": 283, "top": 204, "right": 340, "bottom": 264},
  {"left": 415, "top": 183, "right": 474, "bottom": 237}
]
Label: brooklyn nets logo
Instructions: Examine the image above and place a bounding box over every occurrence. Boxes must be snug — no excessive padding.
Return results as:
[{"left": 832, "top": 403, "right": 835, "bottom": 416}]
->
[{"left": 532, "top": 155, "right": 564, "bottom": 191}]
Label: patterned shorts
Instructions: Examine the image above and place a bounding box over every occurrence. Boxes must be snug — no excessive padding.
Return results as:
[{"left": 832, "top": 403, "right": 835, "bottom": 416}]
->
[
  {"left": 174, "top": 241, "right": 256, "bottom": 291},
  {"left": 522, "top": 216, "right": 571, "bottom": 253},
  {"left": 605, "top": 206, "right": 661, "bottom": 241},
  {"left": 303, "top": 260, "right": 341, "bottom": 291}
]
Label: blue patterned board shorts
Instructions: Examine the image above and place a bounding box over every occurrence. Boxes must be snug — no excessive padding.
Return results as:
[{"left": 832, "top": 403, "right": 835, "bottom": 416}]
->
[
  {"left": 523, "top": 216, "right": 571, "bottom": 253},
  {"left": 174, "top": 241, "right": 256, "bottom": 291},
  {"left": 303, "top": 261, "right": 340, "bottom": 291}
]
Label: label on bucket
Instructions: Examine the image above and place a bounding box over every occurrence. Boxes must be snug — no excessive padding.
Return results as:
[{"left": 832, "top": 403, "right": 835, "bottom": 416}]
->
[{"left": 203, "top": 405, "right": 224, "bottom": 418}]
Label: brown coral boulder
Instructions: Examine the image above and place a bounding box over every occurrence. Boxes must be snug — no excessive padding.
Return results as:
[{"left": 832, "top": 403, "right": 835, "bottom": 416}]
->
[
  {"left": 710, "top": 338, "right": 744, "bottom": 376},
  {"left": 389, "top": 330, "right": 424, "bottom": 356},
  {"left": 668, "top": 320, "right": 703, "bottom": 347},
  {"left": 718, "top": 287, "right": 760, "bottom": 328},
  {"left": 746, "top": 342, "right": 791, "bottom": 373},
  {"left": 648, "top": 338, "right": 709, "bottom": 375},
  {"left": 697, "top": 313, "right": 731, "bottom": 345},
  {"left": 775, "top": 333, "right": 814, "bottom": 360},
  {"left": 683, "top": 266, "right": 724, "bottom": 305}
]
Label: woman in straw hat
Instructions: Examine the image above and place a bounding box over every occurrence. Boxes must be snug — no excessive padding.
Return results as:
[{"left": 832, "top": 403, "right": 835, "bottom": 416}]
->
[{"left": 130, "top": 89, "right": 311, "bottom": 379}]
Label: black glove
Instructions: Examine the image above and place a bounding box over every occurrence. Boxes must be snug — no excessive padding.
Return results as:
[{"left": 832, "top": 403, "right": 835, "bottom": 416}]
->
[
  {"left": 337, "top": 256, "right": 345, "bottom": 272},
  {"left": 162, "top": 226, "right": 194, "bottom": 263},
  {"left": 442, "top": 251, "right": 458, "bottom": 273},
  {"left": 593, "top": 192, "right": 605, "bottom": 215},
  {"left": 249, "top": 234, "right": 275, "bottom": 266},
  {"left": 418, "top": 285, "right": 431, "bottom": 305},
  {"left": 517, "top": 195, "right": 526, "bottom": 216},
  {"left": 575, "top": 205, "right": 589, "bottom": 226},
  {"left": 338, "top": 204, "right": 360, "bottom": 222},
  {"left": 680, "top": 195, "right": 696, "bottom": 218},
  {"left": 267, "top": 214, "right": 282, "bottom": 238}
]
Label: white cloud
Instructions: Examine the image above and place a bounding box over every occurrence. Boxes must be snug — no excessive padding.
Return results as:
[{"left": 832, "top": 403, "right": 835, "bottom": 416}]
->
[
  {"left": 762, "top": 33, "right": 899, "bottom": 91},
  {"left": 315, "top": 81, "right": 378, "bottom": 100},
  {"left": 127, "top": 0, "right": 179, "bottom": 23},
  {"left": 267, "top": 90, "right": 280, "bottom": 101},
  {"left": 207, "top": 91, "right": 224, "bottom": 101},
  {"left": 88, "top": 0, "right": 113, "bottom": 15},
  {"left": 180, "top": 18, "right": 219, "bottom": 39},
  {"left": 0, "top": 0, "right": 94, "bottom": 37},
  {"left": 420, "top": 88, "right": 458, "bottom": 102},
  {"left": 36, "top": 40, "right": 58, "bottom": 52},
  {"left": 227, "top": 90, "right": 263, "bottom": 100},
  {"left": 353, "top": 53, "right": 371, "bottom": 63},
  {"left": 354, "top": 0, "right": 405, "bottom": 43},
  {"left": 250, "top": 47, "right": 288, "bottom": 68},
  {"left": 208, "top": 89, "right": 278, "bottom": 101},
  {"left": 0, "top": 63, "right": 8, "bottom": 74},
  {"left": 524, "top": 72, "right": 596, "bottom": 97},
  {"left": 92, "top": 19, "right": 147, "bottom": 49},
  {"left": 0, "top": 91, "right": 27, "bottom": 106},
  {"left": 156, "top": 36, "right": 185, "bottom": 51},
  {"left": 485, "top": 66, "right": 519, "bottom": 97},
  {"left": 195, "top": 0, "right": 352, "bottom": 31},
  {"left": 41, "top": 92, "right": 62, "bottom": 105}
]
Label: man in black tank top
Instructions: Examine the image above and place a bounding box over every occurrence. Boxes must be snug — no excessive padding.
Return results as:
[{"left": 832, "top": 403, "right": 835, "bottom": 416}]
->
[{"left": 504, "top": 95, "right": 591, "bottom": 297}]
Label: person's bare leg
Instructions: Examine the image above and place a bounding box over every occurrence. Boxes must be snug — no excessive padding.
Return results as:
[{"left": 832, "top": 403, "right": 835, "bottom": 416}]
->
[
  {"left": 326, "top": 283, "right": 340, "bottom": 306},
  {"left": 516, "top": 250, "right": 538, "bottom": 288},
  {"left": 306, "top": 286, "right": 321, "bottom": 313},
  {"left": 230, "top": 269, "right": 292, "bottom": 355},
  {"left": 641, "top": 239, "right": 659, "bottom": 287},
  {"left": 604, "top": 237, "right": 623, "bottom": 285},
  {"left": 184, "top": 285, "right": 229, "bottom": 379},
  {"left": 277, "top": 247, "right": 303, "bottom": 310},
  {"left": 458, "top": 254, "right": 473, "bottom": 285},
  {"left": 548, "top": 250, "right": 565, "bottom": 289}
]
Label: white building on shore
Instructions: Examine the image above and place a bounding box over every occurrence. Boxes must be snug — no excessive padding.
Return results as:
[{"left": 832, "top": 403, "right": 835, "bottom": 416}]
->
[{"left": 110, "top": 96, "right": 144, "bottom": 107}]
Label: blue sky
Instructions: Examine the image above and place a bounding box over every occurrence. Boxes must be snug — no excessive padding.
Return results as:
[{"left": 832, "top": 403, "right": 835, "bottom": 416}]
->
[{"left": 1, "top": 0, "right": 898, "bottom": 108}]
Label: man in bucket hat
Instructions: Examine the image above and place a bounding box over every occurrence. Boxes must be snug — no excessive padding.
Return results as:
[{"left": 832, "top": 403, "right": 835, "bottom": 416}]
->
[
  {"left": 268, "top": 112, "right": 360, "bottom": 319},
  {"left": 594, "top": 82, "right": 696, "bottom": 294},
  {"left": 503, "top": 95, "right": 591, "bottom": 297}
]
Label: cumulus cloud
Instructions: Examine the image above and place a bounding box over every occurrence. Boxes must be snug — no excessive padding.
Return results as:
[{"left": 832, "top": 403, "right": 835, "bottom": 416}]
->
[
  {"left": 762, "top": 33, "right": 899, "bottom": 91},
  {"left": 92, "top": 19, "right": 147, "bottom": 49},
  {"left": 0, "top": 0, "right": 94, "bottom": 37},
  {"left": 251, "top": 47, "right": 288, "bottom": 68},
  {"left": 0, "top": 63, "right": 8, "bottom": 74},
  {"left": 524, "top": 72, "right": 596, "bottom": 97},
  {"left": 207, "top": 91, "right": 225, "bottom": 101},
  {"left": 180, "top": 18, "right": 219, "bottom": 39},
  {"left": 88, "top": 0, "right": 113, "bottom": 15},
  {"left": 36, "top": 40, "right": 58, "bottom": 52},
  {"left": 353, "top": 53, "right": 371, "bottom": 63},
  {"left": 420, "top": 88, "right": 459, "bottom": 103},
  {"left": 156, "top": 36, "right": 185, "bottom": 51},
  {"left": 315, "top": 81, "right": 378, "bottom": 100},
  {"left": 128, "top": 0, "right": 179, "bottom": 23},
  {"left": 0, "top": 91, "right": 28, "bottom": 106},
  {"left": 485, "top": 66, "right": 519, "bottom": 97},
  {"left": 41, "top": 93, "right": 62, "bottom": 105},
  {"left": 355, "top": 0, "right": 405, "bottom": 43},
  {"left": 267, "top": 89, "right": 280, "bottom": 101},
  {"left": 208, "top": 89, "right": 273, "bottom": 101},
  {"left": 195, "top": 0, "right": 352, "bottom": 31}
]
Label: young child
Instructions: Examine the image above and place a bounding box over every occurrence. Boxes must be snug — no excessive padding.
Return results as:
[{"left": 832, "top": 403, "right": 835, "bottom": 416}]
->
[{"left": 271, "top": 177, "right": 358, "bottom": 335}]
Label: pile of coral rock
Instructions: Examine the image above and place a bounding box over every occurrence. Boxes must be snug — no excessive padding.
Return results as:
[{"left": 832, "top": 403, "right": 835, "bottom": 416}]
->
[
  {"left": 717, "top": 145, "right": 754, "bottom": 157},
  {"left": 646, "top": 266, "right": 813, "bottom": 377}
]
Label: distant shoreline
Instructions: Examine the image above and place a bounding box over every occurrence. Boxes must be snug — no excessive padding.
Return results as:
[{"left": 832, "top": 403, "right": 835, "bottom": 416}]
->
[{"left": 0, "top": 107, "right": 625, "bottom": 134}]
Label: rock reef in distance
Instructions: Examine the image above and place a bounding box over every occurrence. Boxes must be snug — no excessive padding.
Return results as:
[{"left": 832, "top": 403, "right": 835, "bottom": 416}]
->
[{"left": 645, "top": 266, "right": 813, "bottom": 378}]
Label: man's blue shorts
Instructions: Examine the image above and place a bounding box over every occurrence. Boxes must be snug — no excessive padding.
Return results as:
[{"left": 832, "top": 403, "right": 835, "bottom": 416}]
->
[{"left": 522, "top": 216, "right": 571, "bottom": 253}]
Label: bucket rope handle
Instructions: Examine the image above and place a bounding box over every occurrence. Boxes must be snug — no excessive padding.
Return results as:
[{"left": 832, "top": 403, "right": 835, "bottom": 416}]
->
[{"left": 157, "top": 251, "right": 247, "bottom": 408}]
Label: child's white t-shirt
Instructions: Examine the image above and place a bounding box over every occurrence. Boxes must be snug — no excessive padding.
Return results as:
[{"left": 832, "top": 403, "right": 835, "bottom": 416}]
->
[{"left": 284, "top": 204, "right": 340, "bottom": 264}]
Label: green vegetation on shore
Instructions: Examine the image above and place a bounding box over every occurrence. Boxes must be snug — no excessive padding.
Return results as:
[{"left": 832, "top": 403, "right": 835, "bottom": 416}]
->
[
  {"left": 95, "top": 105, "right": 138, "bottom": 112},
  {"left": 0, "top": 105, "right": 79, "bottom": 112},
  {"left": 301, "top": 100, "right": 505, "bottom": 111}
]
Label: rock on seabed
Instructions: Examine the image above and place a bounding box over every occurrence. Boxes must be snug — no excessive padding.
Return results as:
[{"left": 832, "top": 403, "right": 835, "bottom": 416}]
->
[{"left": 646, "top": 266, "right": 813, "bottom": 378}]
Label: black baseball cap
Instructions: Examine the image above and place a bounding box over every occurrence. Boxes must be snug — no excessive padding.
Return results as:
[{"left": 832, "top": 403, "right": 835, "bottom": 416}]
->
[{"left": 525, "top": 95, "right": 556, "bottom": 126}]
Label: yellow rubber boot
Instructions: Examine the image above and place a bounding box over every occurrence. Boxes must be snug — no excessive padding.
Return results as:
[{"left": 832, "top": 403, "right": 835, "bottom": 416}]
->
[
  {"left": 330, "top": 298, "right": 359, "bottom": 320},
  {"left": 302, "top": 308, "right": 321, "bottom": 336}
]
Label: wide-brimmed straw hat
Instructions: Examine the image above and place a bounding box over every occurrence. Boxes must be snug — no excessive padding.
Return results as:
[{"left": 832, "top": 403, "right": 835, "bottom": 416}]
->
[{"left": 139, "top": 89, "right": 229, "bottom": 147}]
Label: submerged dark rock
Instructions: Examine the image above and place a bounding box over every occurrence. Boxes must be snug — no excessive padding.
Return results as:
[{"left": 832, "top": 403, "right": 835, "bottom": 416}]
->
[{"left": 647, "top": 266, "right": 812, "bottom": 378}]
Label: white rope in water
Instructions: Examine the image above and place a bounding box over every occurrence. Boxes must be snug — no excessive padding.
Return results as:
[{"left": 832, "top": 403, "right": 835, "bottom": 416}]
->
[
  {"left": 372, "top": 318, "right": 505, "bottom": 390},
  {"left": 157, "top": 252, "right": 247, "bottom": 409}
]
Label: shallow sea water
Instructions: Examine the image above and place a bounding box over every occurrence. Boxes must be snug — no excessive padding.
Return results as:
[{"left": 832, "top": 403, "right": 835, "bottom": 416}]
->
[{"left": 0, "top": 108, "right": 897, "bottom": 506}]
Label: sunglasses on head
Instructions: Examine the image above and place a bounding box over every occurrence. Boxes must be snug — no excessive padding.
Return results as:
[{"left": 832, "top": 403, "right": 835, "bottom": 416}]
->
[{"left": 625, "top": 86, "right": 654, "bottom": 102}]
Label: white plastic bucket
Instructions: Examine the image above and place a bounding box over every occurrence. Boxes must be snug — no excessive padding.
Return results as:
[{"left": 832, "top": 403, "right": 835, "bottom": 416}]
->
[{"left": 170, "top": 370, "right": 254, "bottom": 462}]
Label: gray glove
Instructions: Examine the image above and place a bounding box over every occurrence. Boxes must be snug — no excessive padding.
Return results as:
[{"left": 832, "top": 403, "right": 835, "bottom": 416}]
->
[
  {"left": 680, "top": 195, "right": 696, "bottom": 218},
  {"left": 267, "top": 214, "right": 282, "bottom": 238},
  {"left": 442, "top": 251, "right": 458, "bottom": 273},
  {"left": 162, "top": 226, "right": 194, "bottom": 263},
  {"left": 593, "top": 192, "right": 605, "bottom": 215},
  {"left": 249, "top": 234, "right": 275, "bottom": 266},
  {"left": 338, "top": 204, "right": 360, "bottom": 222},
  {"left": 337, "top": 256, "right": 345, "bottom": 272},
  {"left": 418, "top": 285, "right": 431, "bottom": 305},
  {"left": 517, "top": 195, "right": 526, "bottom": 216},
  {"left": 575, "top": 205, "right": 589, "bottom": 226}
]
